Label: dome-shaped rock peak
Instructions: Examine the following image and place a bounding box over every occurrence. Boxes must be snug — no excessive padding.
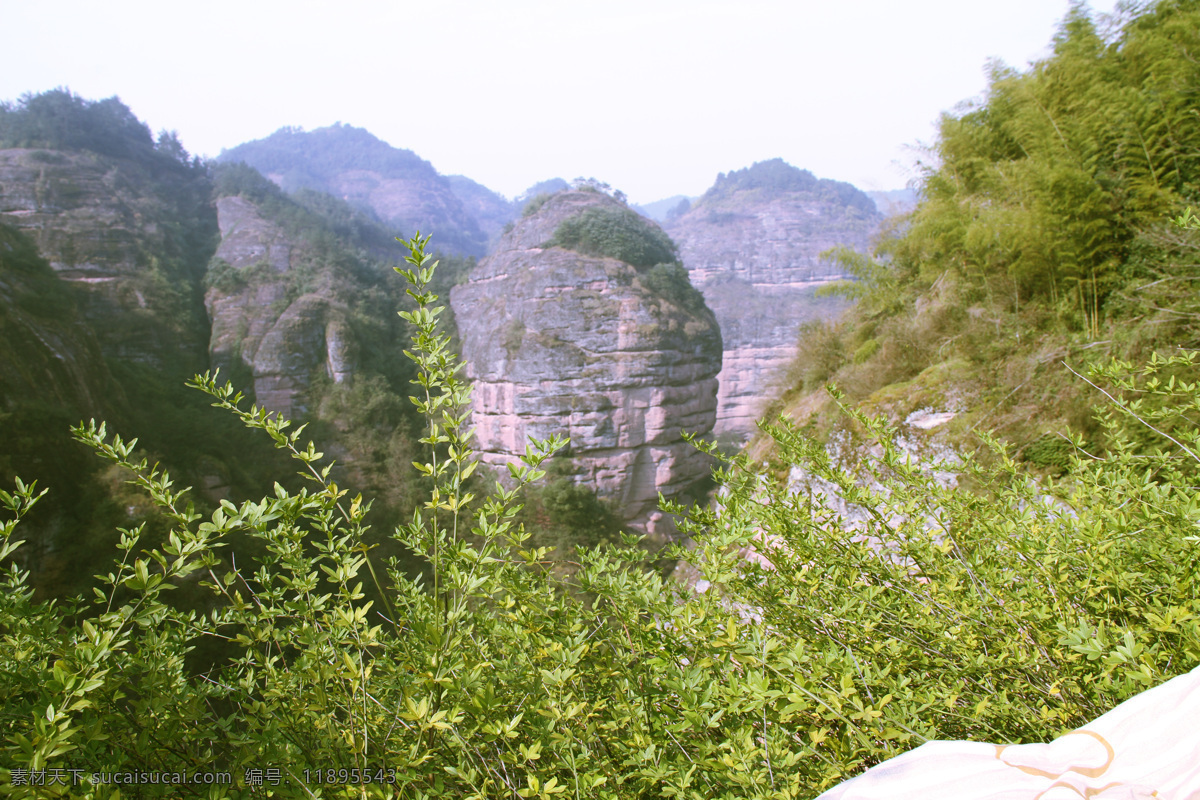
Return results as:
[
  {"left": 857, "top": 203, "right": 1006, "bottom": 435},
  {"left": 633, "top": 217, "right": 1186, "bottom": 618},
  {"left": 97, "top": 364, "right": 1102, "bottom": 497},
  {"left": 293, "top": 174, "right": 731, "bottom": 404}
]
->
[{"left": 450, "top": 190, "right": 722, "bottom": 537}]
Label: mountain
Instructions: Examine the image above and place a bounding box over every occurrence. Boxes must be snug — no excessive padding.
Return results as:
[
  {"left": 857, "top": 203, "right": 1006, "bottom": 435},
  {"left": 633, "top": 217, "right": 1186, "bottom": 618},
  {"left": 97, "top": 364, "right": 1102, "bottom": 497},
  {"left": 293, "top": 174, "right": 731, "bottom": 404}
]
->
[
  {"left": 515, "top": 178, "right": 570, "bottom": 207},
  {"left": 665, "top": 159, "right": 881, "bottom": 439},
  {"left": 0, "top": 93, "right": 437, "bottom": 593},
  {"left": 218, "top": 124, "right": 491, "bottom": 256},
  {"left": 634, "top": 195, "right": 696, "bottom": 223},
  {"left": 867, "top": 188, "right": 917, "bottom": 217},
  {"left": 445, "top": 174, "right": 517, "bottom": 247},
  {"left": 450, "top": 188, "right": 721, "bottom": 537}
]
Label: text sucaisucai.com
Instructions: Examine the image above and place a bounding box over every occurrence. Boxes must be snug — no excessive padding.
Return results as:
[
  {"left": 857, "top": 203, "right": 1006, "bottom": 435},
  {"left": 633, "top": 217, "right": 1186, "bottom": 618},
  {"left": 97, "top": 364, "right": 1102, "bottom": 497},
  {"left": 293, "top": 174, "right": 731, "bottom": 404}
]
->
[{"left": 7, "top": 769, "right": 232, "bottom": 787}]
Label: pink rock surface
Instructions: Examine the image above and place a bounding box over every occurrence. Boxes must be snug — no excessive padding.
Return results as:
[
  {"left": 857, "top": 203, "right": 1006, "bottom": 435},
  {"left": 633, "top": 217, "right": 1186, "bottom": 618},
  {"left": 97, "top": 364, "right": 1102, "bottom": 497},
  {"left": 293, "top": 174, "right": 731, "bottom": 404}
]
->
[{"left": 451, "top": 192, "right": 721, "bottom": 535}]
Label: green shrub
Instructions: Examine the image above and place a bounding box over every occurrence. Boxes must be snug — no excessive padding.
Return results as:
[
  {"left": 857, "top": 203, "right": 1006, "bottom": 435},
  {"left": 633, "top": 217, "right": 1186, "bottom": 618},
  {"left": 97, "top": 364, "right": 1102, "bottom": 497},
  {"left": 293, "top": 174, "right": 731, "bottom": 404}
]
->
[
  {"left": 502, "top": 317, "right": 525, "bottom": 355},
  {"left": 201, "top": 256, "right": 245, "bottom": 294},
  {"left": 4, "top": 233, "right": 1200, "bottom": 798},
  {"left": 669, "top": 352, "right": 1200, "bottom": 785},
  {"left": 521, "top": 192, "right": 551, "bottom": 218},
  {"left": 851, "top": 337, "right": 879, "bottom": 364},
  {"left": 637, "top": 262, "right": 707, "bottom": 314},
  {"left": 0, "top": 235, "right": 795, "bottom": 798},
  {"left": 545, "top": 206, "right": 678, "bottom": 270},
  {"left": 1021, "top": 432, "right": 1075, "bottom": 473},
  {"left": 515, "top": 474, "right": 623, "bottom": 556},
  {"left": 785, "top": 319, "right": 848, "bottom": 393}
]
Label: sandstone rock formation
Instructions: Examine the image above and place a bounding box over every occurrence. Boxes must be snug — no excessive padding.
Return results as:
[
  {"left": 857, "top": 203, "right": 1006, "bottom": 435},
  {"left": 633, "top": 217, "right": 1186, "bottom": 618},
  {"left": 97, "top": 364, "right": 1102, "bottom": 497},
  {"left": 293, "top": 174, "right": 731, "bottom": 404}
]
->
[
  {"left": 665, "top": 159, "right": 880, "bottom": 438},
  {"left": 451, "top": 190, "right": 722, "bottom": 535},
  {"left": 206, "top": 194, "right": 360, "bottom": 419},
  {"left": 0, "top": 147, "right": 215, "bottom": 369}
]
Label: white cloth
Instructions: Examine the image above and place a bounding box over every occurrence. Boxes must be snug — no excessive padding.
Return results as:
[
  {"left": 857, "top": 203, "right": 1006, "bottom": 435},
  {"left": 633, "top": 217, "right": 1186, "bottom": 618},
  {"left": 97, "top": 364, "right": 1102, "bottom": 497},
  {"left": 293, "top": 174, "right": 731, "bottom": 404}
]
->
[{"left": 817, "top": 665, "right": 1200, "bottom": 800}]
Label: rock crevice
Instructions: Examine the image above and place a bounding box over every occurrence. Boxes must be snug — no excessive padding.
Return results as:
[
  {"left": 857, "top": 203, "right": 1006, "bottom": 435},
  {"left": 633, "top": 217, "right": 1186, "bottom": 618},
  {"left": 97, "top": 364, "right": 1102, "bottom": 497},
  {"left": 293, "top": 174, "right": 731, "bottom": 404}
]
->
[{"left": 206, "top": 195, "right": 358, "bottom": 419}]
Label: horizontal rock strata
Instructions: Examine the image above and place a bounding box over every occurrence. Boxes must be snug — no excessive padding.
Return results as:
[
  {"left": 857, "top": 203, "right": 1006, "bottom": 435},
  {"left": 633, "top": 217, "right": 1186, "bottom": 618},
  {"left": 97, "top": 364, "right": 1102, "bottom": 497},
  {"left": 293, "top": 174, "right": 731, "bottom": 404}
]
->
[
  {"left": 451, "top": 191, "right": 722, "bottom": 535},
  {"left": 666, "top": 161, "right": 880, "bottom": 438},
  {"left": 0, "top": 147, "right": 214, "bottom": 368}
]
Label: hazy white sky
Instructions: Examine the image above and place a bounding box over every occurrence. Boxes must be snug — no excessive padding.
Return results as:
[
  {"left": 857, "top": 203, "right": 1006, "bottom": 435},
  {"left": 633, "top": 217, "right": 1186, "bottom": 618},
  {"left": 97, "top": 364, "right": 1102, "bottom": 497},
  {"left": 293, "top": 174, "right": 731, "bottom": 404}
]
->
[{"left": 3, "top": 0, "right": 1122, "bottom": 204}]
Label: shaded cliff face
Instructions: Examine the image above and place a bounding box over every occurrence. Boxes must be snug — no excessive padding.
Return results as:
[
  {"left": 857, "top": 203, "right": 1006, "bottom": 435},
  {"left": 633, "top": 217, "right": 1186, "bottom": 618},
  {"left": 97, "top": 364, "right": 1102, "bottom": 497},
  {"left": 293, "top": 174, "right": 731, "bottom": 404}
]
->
[
  {"left": 0, "top": 147, "right": 216, "bottom": 370},
  {"left": 665, "top": 159, "right": 879, "bottom": 437},
  {"left": 219, "top": 125, "right": 490, "bottom": 257},
  {"left": 0, "top": 222, "right": 123, "bottom": 420},
  {"left": 0, "top": 222, "right": 133, "bottom": 590},
  {"left": 451, "top": 191, "right": 721, "bottom": 535},
  {"left": 207, "top": 194, "right": 364, "bottom": 419}
]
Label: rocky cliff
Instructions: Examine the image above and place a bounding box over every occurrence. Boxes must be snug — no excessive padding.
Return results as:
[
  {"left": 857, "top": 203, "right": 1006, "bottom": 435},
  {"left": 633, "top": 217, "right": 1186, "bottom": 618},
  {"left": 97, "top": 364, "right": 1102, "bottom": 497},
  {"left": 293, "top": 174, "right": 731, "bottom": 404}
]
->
[
  {"left": 0, "top": 146, "right": 215, "bottom": 370},
  {"left": 219, "top": 124, "right": 491, "bottom": 257},
  {"left": 0, "top": 91, "right": 431, "bottom": 595},
  {"left": 206, "top": 187, "right": 380, "bottom": 419},
  {"left": 665, "top": 159, "right": 880, "bottom": 438},
  {"left": 0, "top": 222, "right": 124, "bottom": 421},
  {"left": 451, "top": 190, "right": 722, "bottom": 535},
  {"left": 0, "top": 221, "right": 128, "bottom": 590}
]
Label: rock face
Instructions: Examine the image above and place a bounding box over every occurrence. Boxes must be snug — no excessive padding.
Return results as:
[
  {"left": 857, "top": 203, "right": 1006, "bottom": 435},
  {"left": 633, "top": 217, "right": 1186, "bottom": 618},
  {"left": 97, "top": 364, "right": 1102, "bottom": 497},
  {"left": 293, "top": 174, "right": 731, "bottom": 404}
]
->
[
  {"left": 451, "top": 190, "right": 722, "bottom": 534},
  {"left": 219, "top": 125, "right": 491, "bottom": 257},
  {"left": 665, "top": 159, "right": 880, "bottom": 438},
  {"left": 0, "top": 221, "right": 123, "bottom": 421},
  {"left": 0, "top": 147, "right": 215, "bottom": 369},
  {"left": 206, "top": 195, "right": 360, "bottom": 419}
]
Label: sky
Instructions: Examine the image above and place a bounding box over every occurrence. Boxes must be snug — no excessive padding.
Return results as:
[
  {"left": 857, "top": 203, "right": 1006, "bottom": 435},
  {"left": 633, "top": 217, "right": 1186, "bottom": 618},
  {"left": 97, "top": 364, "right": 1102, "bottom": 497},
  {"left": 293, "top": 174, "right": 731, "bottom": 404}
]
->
[{"left": 2, "top": 0, "right": 1124, "bottom": 205}]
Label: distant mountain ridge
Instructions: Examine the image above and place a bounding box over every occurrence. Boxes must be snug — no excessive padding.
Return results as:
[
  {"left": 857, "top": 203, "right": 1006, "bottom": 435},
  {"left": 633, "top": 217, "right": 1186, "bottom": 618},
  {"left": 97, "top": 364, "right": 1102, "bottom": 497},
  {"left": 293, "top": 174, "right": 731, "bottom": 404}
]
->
[
  {"left": 666, "top": 158, "right": 881, "bottom": 437},
  {"left": 701, "top": 159, "right": 876, "bottom": 215},
  {"left": 219, "top": 124, "right": 497, "bottom": 256},
  {"left": 867, "top": 188, "right": 917, "bottom": 216},
  {"left": 634, "top": 195, "right": 695, "bottom": 223}
]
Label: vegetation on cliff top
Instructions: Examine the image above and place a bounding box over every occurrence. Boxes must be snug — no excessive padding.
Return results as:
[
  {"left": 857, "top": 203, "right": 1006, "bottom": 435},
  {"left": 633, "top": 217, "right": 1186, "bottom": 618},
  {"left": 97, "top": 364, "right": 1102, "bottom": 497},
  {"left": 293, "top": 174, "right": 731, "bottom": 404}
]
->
[
  {"left": 537, "top": 192, "right": 709, "bottom": 314},
  {"left": 545, "top": 204, "right": 679, "bottom": 270},
  {"left": 702, "top": 158, "right": 877, "bottom": 217},
  {"left": 0, "top": 88, "right": 202, "bottom": 173}
]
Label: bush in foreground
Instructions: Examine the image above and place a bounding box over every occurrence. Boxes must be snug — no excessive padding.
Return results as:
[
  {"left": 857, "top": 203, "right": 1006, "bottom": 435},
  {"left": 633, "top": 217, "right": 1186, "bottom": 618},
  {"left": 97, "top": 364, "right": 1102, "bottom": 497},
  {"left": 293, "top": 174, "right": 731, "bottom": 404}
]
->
[{"left": 1, "top": 234, "right": 1199, "bottom": 798}]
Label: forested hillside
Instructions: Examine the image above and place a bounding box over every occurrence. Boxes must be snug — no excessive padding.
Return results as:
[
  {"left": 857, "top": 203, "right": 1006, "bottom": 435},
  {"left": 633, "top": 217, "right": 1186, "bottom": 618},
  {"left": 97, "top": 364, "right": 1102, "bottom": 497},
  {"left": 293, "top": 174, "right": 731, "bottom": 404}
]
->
[
  {"left": 219, "top": 124, "right": 494, "bottom": 256},
  {"left": 771, "top": 0, "right": 1200, "bottom": 468},
  {"left": 0, "top": 93, "right": 446, "bottom": 597}
]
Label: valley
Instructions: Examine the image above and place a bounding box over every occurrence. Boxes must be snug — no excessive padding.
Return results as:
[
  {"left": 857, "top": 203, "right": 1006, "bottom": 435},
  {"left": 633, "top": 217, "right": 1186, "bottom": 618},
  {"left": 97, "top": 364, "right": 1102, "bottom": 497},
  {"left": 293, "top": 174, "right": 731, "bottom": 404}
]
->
[
  {"left": 3, "top": 4, "right": 1200, "bottom": 788},
  {"left": 0, "top": 94, "right": 888, "bottom": 588}
]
